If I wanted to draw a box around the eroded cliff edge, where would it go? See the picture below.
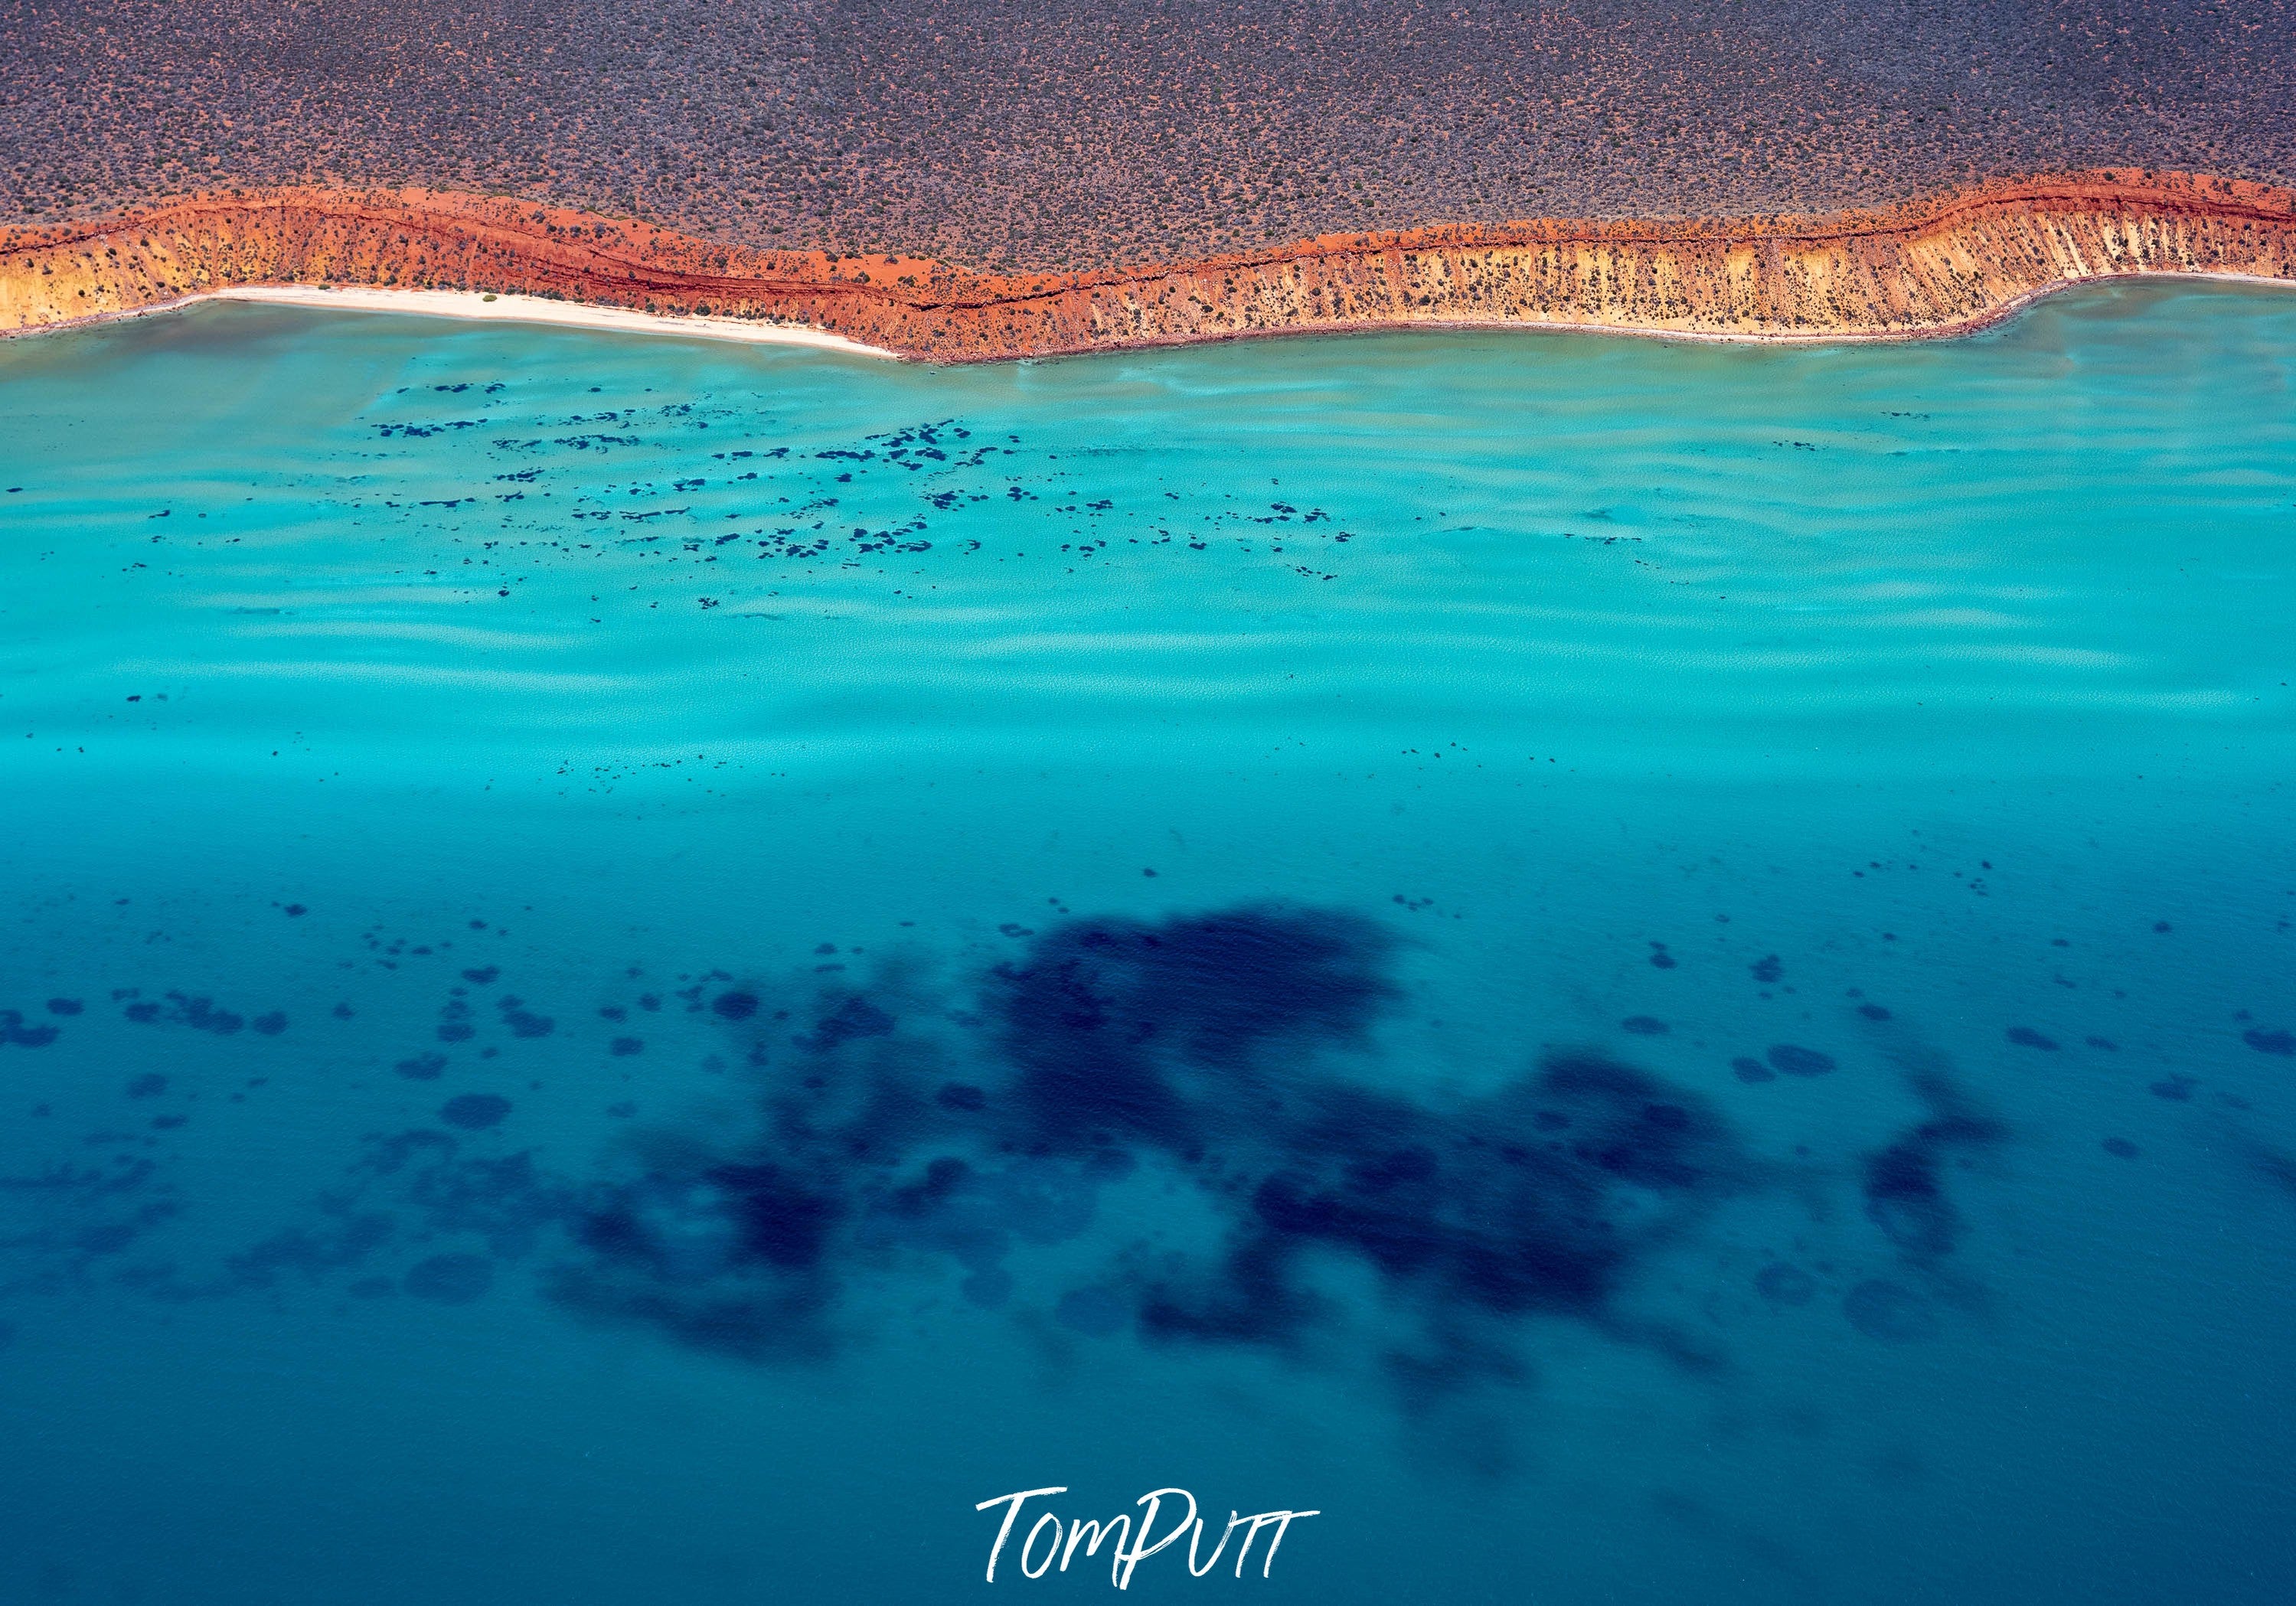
[4,171,2292,361]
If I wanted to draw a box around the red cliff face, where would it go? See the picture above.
[4,172,2292,361]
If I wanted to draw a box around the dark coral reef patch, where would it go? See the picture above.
[552,906,1757,1389]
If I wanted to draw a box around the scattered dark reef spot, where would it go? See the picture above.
[2102,1138,2140,1160]
[1766,1044,1834,1078]
[204,1126,566,1300]
[122,994,250,1035]
[502,1009,555,1040]
[404,1253,495,1304]
[2,1010,60,1048]
[1862,1072,2006,1264]
[1753,1263,1816,1305]
[2246,1144,2296,1203]
[1730,1057,1775,1085]
[2243,1028,2294,1056]
[2006,1027,2058,1052]
[795,994,893,1053]
[1842,1279,1940,1342]
[440,1094,513,1131]
[1621,1015,1669,1036]
[228,1214,395,1291]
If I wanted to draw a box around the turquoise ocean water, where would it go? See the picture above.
[1,282,2292,1604]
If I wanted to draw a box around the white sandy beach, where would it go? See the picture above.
[203,285,903,359]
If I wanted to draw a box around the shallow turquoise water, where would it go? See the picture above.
[2,282,2293,1604]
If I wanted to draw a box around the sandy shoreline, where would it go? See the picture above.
[982,268,2296,361]
[179,272,2296,362]
[0,282,900,360]
[6,269,2292,366]
[192,286,897,359]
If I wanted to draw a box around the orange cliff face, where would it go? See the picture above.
[2,173,2293,362]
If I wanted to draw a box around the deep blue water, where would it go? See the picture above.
[2,282,2292,1605]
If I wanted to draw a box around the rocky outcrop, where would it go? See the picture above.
[4,171,2292,361]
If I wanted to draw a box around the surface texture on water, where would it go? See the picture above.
[2,284,2293,1605]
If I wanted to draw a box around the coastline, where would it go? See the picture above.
[24,269,2295,370]
[984,269,2296,361]
[2,171,2292,363]
[211,286,903,358]
[7,284,904,360]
